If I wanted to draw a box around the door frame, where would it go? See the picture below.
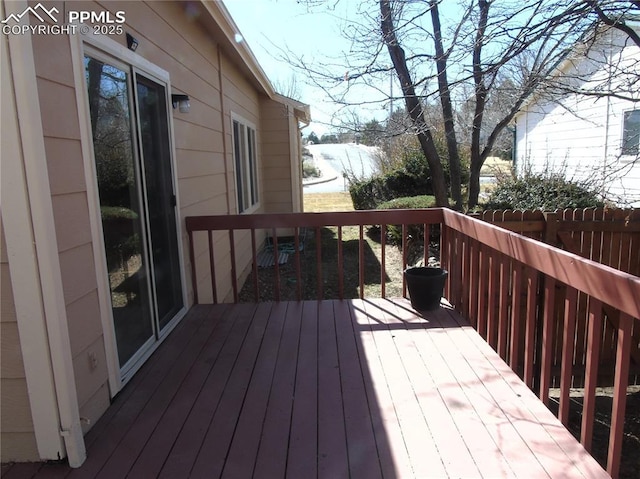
[71,30,188,394]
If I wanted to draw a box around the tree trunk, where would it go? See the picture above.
[468,155,482,210]
[380,0,449,207]
[469,0,490,209]
[430,0,463,210]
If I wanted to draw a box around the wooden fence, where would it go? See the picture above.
[471,207,639,275]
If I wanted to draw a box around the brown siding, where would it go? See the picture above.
[0,218,39,461]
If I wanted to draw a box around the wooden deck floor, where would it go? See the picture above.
[3,299,608,478]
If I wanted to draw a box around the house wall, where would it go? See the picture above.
[15,0,285,458]
[260,98,302,214]
[0,218,39,461]
[515,27,640,206]
[30,21,111,437]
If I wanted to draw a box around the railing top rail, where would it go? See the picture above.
[443,209,640,319]
[186,208,445,232]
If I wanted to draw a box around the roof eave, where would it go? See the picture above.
[198,0,276,98]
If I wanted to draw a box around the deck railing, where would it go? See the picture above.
[186,208,640,478]
[186,209,443,303]
[442,209,640,479]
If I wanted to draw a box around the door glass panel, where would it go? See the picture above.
[135,75,184,330]
[84,56,154,367]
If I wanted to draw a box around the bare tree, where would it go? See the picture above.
[285,0,638,209]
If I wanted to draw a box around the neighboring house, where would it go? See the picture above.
[1,0,309,467]
[513,23,640,206]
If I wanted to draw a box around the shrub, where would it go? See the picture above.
[483,172,604,211]
[349,167,434,210]
[376,195,437,246]
[348,134,470,210]
[377,195,437,210]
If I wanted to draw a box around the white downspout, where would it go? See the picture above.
[2,0,86,466]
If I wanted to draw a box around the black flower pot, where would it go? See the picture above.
[404,267,448,312]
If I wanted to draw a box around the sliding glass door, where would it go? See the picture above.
[84,52,183,377]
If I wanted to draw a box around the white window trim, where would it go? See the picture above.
[621,108,640,158]
[231,112,260,214]
[70,29,188,395]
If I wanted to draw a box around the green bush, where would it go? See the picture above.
[377,195,437,246]
[349,167,434,210]
[377,195,437,210]
[348,140,469,210]
[483,172,604,211]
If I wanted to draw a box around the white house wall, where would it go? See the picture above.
[515,27,640,206]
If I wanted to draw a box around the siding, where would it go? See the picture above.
[261,98,296,214]
[515,27,640,206]
[4,0,299,463]
[27,0,254,432]
[0,218,39,461]
[30,16,110,434]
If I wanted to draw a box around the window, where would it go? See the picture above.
[232,117,259,212]
[622,109,640,156]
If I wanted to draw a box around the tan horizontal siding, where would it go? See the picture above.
[51,193,93,253]
[0,216,37,462]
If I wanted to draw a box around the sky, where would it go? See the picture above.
[222,0,388,136]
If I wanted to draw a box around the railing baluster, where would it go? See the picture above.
[189,229,198,304]
[451,229,460,307]
[469,239,479,329]
[229,229,238,303]
[209,230,217,304]
[607,312,633,479]
[250,229,258,303]
[338,226,344,300]
[497,254,510,360]
[381,224,386,299]
[477,244,489,340]
[461,233,471,318]
[540,276,556,405]
[402,223,408,298]
[509,261,523,373]
[559,286,578,425]
[524,268,538,388]
[423,223,429,266]
[316,226,322,300]
[294,227,301,301]
[441,225,450,299]
[272,229,280,302]
[581,297,602,451]
[359,225,364,299]
[487,250,499,349]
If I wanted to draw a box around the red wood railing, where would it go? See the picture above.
[186,208,639,478]
[186,209,443,303]
[441,209,640,479]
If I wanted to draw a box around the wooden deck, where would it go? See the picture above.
[3,299,609,479]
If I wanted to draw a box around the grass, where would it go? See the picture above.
[238,191,432,301]
[304,191,354,212]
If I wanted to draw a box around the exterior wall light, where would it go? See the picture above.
[171,94,190,113]
[126,33,138,51]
